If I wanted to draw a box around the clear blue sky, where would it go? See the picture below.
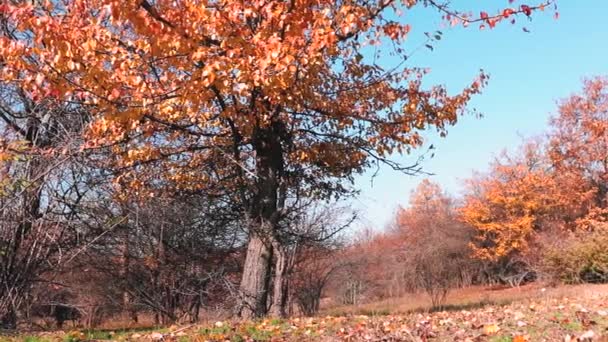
[352,2,608,230]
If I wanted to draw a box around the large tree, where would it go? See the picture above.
[0,0,553,318]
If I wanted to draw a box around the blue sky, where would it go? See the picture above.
[353,1,608,230]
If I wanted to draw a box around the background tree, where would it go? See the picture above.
[460,142,568,261]
[83,194,244,325]
[289,243,341,316]
[324,180,481,308]
[282,204,353,316]
[461,77,608,282]
[394,180,477,307]
[548,77,608,228]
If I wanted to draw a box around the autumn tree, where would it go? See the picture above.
[547,77,608,228]
[461,78,608,274]
[462,142,564,261]
[394,180,476,306]
[328,180,480,308]
[281,203,353,316]
[0,0,554,318]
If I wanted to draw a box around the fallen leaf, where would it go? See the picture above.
[483,324,500,335]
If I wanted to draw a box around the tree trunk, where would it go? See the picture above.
[238,231,272,319]
[238,121,286,319]
[269,238,288,318]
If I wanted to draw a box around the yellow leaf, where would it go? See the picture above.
[483,324,500,335]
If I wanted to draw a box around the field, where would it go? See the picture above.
[3,284,608,341]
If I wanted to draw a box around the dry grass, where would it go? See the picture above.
[323,283,608,316]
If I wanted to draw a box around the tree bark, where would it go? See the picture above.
[238,231,272,319]
[269,238,288,318]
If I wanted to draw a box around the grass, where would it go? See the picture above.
[21,338,49,342]
[563,321,583,332]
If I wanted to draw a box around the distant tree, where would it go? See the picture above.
[459,142,591,285]
[461,77,608,279]
[81,193,244,325]
[460,142,569,261]
[290,245,339,316]
[548,77,608,228]
[395,180,475,307]
[542,222,608,284]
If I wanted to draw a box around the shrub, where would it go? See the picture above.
[542,226,608,284]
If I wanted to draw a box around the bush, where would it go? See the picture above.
[542,226,608,284]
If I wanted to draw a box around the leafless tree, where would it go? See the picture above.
[0,83,90,328]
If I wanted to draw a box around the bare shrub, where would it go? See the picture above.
[0,86,89,328]
[83,195,244,325]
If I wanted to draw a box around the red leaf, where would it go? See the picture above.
[110,88,121,101]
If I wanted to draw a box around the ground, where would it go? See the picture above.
[3,284,608,341]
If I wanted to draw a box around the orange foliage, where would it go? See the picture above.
[460,144,567,260]
[0,0,553,196]
[548,77,608,228]
[462,78,608,261]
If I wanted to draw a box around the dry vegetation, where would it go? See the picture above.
[324,284,608,317]
[4,284,608,341]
